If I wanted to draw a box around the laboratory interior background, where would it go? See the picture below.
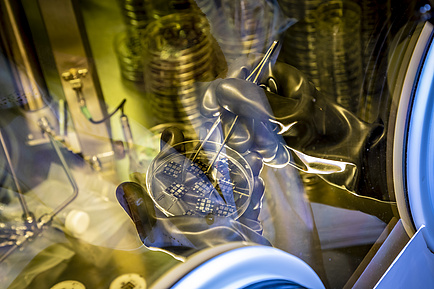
[1,0,434,288]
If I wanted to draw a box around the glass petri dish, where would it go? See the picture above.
[146,140,253,219]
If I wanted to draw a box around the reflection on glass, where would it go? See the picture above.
[0,0,420,288]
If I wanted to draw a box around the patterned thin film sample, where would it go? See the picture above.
[219,177,234,195]
[184,210,196,216]
[195,198,214,214]
[216,158,234,173]
[165,182,187,198]
[215,204,236,217]
[186,160,208,179]
[191,179,214,197]
[163,161,182,179]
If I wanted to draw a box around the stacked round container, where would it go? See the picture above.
[278,0,322,87]
[214,0,275,64]
[114,30,144,82]
[315,1,363,113]
[115,0,151,82]
[142,13,218,128]
[357,0,391,122]
[118,0,150,29]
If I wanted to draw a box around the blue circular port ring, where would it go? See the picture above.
[151,243,325,289]
[395,21,434,250]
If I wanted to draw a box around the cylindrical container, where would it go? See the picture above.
[115,0,152,83]
[114,30,144,82]
[278,0,323,87]
[213,0,276,64]
[142,13,220,129]
[315,0,363,113]
[117,0,151,30]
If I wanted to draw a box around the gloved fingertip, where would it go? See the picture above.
[116,182,132,216]
[115,182,157,240]
[160,126,185,151]
[228,65,250,79]
[200,79,223,118]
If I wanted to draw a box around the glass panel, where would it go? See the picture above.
[0,0,432,288]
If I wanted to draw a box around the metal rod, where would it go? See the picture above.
[205,115,238,174]
[44,133,79,221]
[3,0,46,110]
[0,128,33,222]
[36,117,78,222]
[246,40,279,84]
[190,115,222,163]
[0,243,18,263]
[0,120,79,263]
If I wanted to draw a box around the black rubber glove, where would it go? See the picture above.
[200,61,384,195]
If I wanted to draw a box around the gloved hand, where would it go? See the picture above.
[116,126,270,256]
[200,60,384,195]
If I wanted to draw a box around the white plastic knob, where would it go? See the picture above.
[65,210,90,235]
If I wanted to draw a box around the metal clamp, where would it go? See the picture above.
[61,68,88,91]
